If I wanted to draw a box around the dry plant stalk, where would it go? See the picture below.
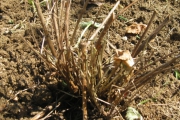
[80,42,88,120]
[34,0,57,58]
[24,0,180,119]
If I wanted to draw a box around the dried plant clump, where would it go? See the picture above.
[23,0,180,119]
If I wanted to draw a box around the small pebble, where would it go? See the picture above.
[122,36,128,41]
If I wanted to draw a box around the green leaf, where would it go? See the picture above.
[80,21,103,28]
[138,99,151,105]
[8,20,14,24]
[80,21,93,28]
[40,0,48,7]
[28,0,33,5]
[174,70,180,80]
[119,15,128,21]
[136,35,140,39]
[126,107,143,120]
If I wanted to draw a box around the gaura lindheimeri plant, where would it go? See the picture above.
[22,0,180,119]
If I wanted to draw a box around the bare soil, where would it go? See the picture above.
[0,0,180,119]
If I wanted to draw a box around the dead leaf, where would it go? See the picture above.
[126,23,147,34]
[114,50,134,68]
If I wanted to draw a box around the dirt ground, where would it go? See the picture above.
[0,0,180,119]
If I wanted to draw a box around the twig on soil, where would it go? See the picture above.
[39,102,61,120]
[30,95,66,120]
[7,85,36,102]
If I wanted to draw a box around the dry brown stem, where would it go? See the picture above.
[28,0,180,119]
[133,50,179,77]
[133,15,170,57]
[132,11,156,57]
[64,0,71,47]
[58,1,64,50]
[80,42,88,119]
[82,76,87,120]
[88,0,120,42]
[70,0,89,45]
[88,0,139,43]
[52,0,61,51]
[121,55,180,102]
[34,0,57,58]
[95,13,115,51]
